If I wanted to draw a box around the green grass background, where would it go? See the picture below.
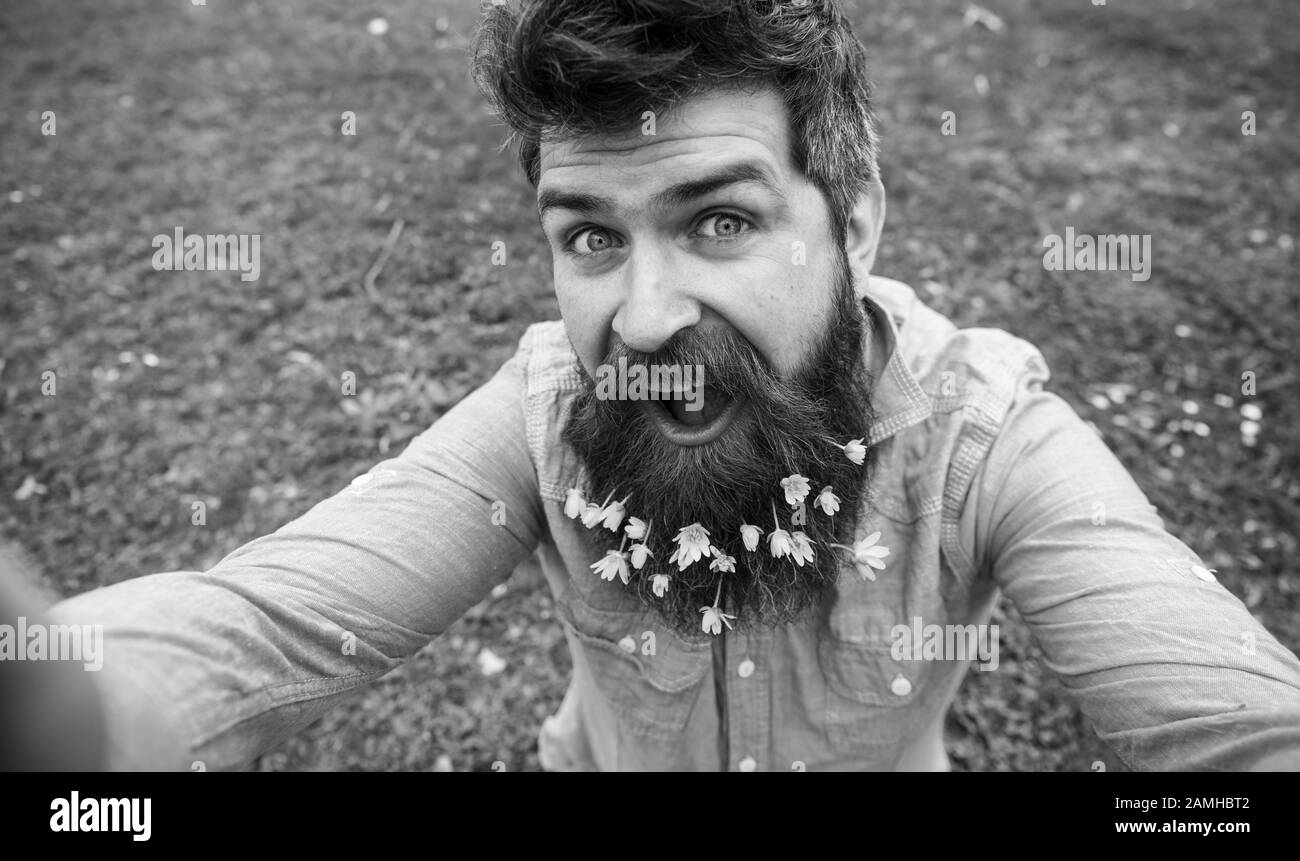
[1,0,1297,770]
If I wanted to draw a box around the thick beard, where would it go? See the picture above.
[560,262,877,639]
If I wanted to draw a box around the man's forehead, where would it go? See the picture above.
[537,86,796,191]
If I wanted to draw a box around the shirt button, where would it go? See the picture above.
[738,659,755,678]
[618,636,637,654]
[738,756,757,772]
[890,673,912,697]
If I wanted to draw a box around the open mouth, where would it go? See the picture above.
[640,383,745,446]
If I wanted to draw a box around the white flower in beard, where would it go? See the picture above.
[601,496,629,532]
[835,437,867,465]
[668,523,711,571]
[830,531,891,581]
[768,501,793,559]
[564,488,586,519]
[651,573,671,598]
[624,517,647,541]
[699,584,734,636]
[789,531,815,567]
[700,604,735,636]
[591,549,630,585]
[740,524,762,552]
[629,519,654,570]
[580,503,605,529]
[580,490,615,529]
[708,547,736,573]
[815,486,840,516]
[768,528,794,559]
[780,474,811,507]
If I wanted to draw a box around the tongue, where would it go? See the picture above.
[669,386,729,427]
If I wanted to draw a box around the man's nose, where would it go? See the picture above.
[611,245,702,354]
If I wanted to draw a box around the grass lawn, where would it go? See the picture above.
[1,0,1296,771]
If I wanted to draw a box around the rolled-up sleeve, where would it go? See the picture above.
[962,370,1300,770]
[49,348,543,771]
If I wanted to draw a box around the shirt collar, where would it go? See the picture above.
[857,276,933,445]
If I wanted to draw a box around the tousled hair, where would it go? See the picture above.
[472,0,880,241]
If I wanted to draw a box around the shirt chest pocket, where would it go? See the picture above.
[818,636,934,756]
[555,581,712,765]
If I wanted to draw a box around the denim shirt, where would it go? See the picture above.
[52,276,1300,771]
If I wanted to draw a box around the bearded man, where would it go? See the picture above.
[39,0,1300,771]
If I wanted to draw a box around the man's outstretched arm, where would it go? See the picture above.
[46,349,543,771]
[964,369,1300,771]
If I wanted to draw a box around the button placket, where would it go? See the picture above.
[727,628,770,773]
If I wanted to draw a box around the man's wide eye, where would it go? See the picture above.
[568,226,621,255]
[695,212,753,238]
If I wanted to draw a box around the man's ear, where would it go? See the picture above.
[844,175,886,278]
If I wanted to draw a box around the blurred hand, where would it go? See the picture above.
[0,544,107,771]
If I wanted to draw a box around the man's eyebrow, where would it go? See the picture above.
[537,189,612,220]
[537,161,785,220]
[650,161,785,211]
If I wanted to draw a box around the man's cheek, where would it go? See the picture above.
[557,307,605,372]
[710,287,818,376]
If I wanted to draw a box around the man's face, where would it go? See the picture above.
[540,86,879,637]
[538,86,845,392]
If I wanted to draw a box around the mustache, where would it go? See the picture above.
[586,326,778,404]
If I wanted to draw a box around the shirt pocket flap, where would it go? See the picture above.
[818,638,930,708]
[554,582,712,745]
